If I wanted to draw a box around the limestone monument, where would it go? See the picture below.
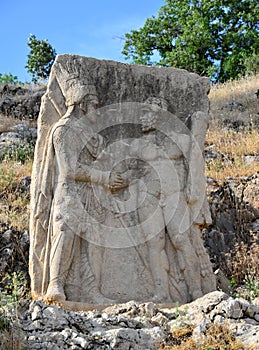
[29,54,216,305]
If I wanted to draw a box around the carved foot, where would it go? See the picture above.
[46,280,66,302]
[91,292,114,305]
[151,290,171,303]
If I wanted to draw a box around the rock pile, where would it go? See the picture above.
[1,291,259,349]
[0,84,45,120]
[0,124,37,160]
[204,172,259,274]
[167,291,259,348]
[0,223,30,294]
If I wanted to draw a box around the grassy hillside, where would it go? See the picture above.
[206,74,259,182]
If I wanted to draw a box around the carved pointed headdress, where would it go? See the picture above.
[53,59,97,107]
[64,82,97,107]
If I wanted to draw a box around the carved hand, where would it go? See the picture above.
[109,172,128,192]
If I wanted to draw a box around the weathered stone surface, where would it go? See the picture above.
[29,54,216,305]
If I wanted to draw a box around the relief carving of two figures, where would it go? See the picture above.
[30,74,216,304]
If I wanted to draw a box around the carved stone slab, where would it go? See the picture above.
[30,54,216,305]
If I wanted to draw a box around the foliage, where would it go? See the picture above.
[0,160,32,231]
[0,272,28,350]
[0,73,22,86]
[226,233,259,301]
[1,272,29,305]
[242,276,259,300]
[122,0,259,82]
[0,164,16,192]
[0,142,35,164]
[25,34,56,84]
[244,52,259,75]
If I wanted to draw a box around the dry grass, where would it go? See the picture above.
[0,160,32,231]
[205,126,259,182]
[0,115,21,134]
[0,114,37,134]
[0,161,32,192]
[159,322,251,350]
[0,329,25,350]
[201,323,246,350]
[0,306,25,350]
[227,232,259,283]
[209,74,258,101]
[209,74,259,123]
[206,74,259,182]
[159,325,196,349]
[206,127,258,157]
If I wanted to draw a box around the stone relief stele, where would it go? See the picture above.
[29,54,216,305]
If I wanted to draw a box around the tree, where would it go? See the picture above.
[25,34,57,83]
[122,0,259,82]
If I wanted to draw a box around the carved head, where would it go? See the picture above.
[79,93,99,114]
[144,97,169,111]
[64,82,98,108]
[63,81,100,122]
[140,97,169,132]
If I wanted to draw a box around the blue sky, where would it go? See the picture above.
[1,0,164,82]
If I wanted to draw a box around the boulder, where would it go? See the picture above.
[0,84,45,120]
[0,124,37,161]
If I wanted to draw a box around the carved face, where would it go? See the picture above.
[140,107,158,132]
[79,94,98,112]
[79,94,99,123]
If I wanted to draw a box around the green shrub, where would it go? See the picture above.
[0,73,22,86]
[1,272,28,305]
[0,272,28,350]
[0,142,35,164]
[244,52,259,76]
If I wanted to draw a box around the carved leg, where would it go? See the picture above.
[191,224,213,277]
[172,231,203,300]
[138,199,170,302]
[46,225,76,301]
[191,224,217,293]
[148,232,170,302]
[164,194,203,301]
